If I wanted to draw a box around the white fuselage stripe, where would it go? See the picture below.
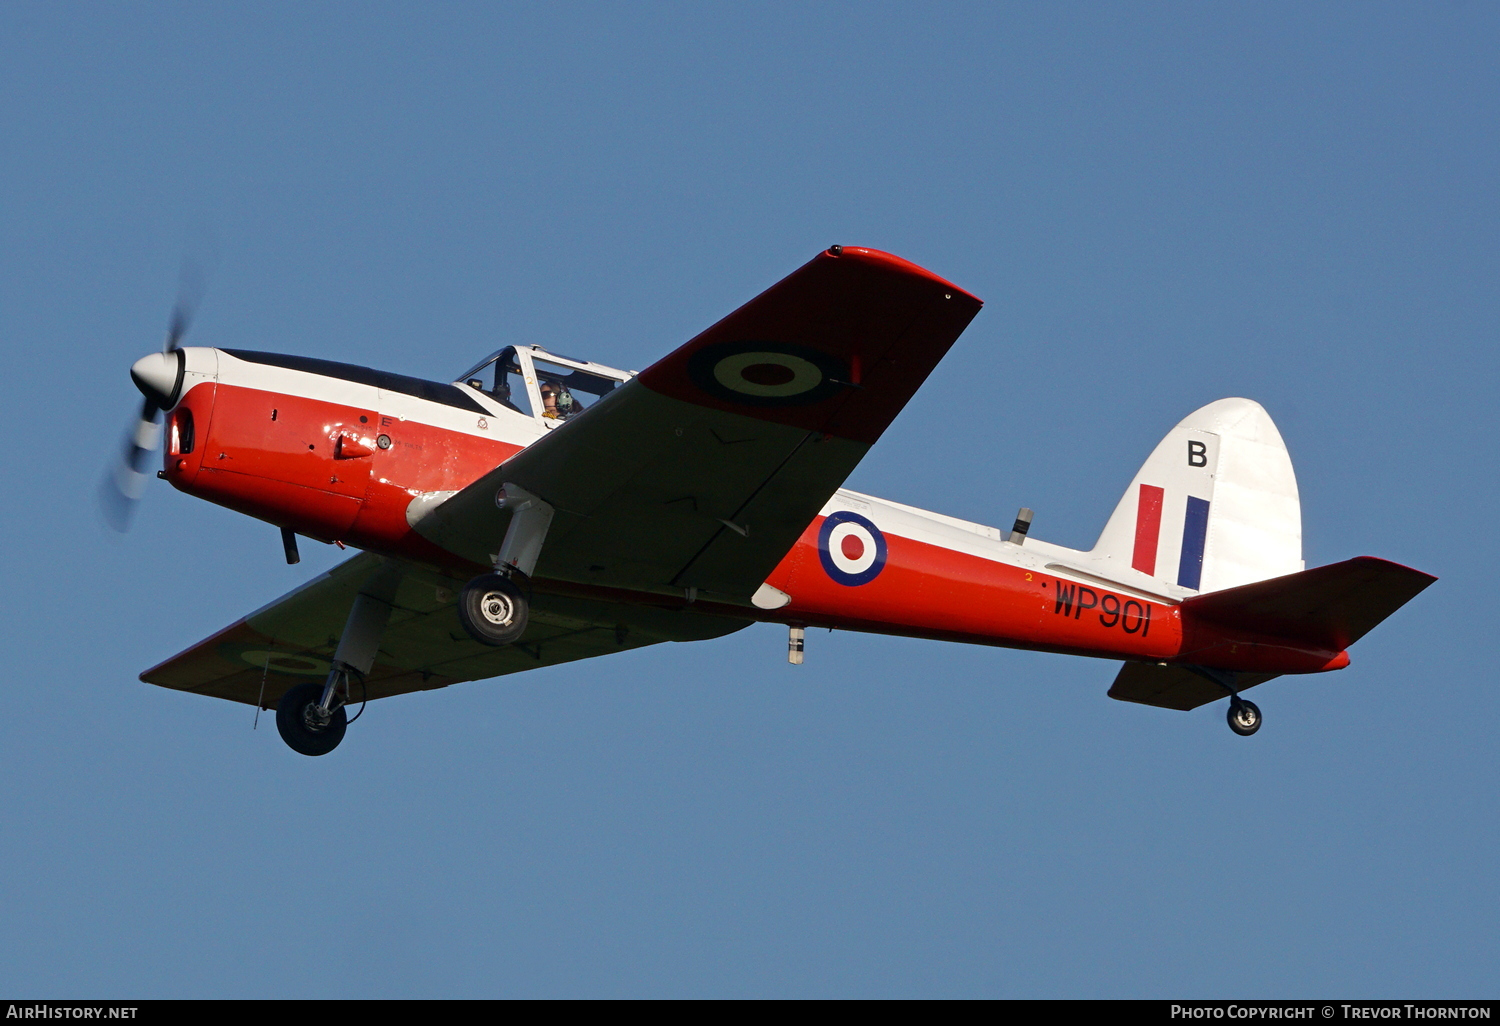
[209,349,546,449]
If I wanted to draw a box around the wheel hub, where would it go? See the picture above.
[302,702,332,733]
[480,591,515,626]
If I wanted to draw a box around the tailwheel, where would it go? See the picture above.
[458,572,529,646]
[1227,697,1262,737]
[275,680,348,756]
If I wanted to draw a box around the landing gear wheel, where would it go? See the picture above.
[275,681,347,756]
[458,572,529,646]
[1227,697,1262,737]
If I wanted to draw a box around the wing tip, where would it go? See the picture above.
[1347,555,1439,586]
[824,245,982,305]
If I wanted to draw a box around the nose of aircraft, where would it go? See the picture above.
[131,350,182,409]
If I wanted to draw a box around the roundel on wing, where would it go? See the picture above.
[225,645,333,677]
[818,511,888,587]
[687,341,848,407]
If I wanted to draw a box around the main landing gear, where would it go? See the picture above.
[457,482,553,648]
[274,569,398,757]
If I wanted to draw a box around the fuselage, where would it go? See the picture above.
[157,347,1348,676]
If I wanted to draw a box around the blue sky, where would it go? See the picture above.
[2,1,1495,997]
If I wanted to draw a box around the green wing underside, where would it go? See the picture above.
[414,384,870,603]
[141,553,750,708]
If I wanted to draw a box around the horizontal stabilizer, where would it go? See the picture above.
[1109,663,1279,711]
[1182,556,1436,652]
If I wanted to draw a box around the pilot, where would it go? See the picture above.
[539,380,576,420]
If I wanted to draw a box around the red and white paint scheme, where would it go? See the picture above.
[109,246,1435,755]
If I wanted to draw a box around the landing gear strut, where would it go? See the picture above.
[1227,696,1262,737]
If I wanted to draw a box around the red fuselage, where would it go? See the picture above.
[162,349,1348,678]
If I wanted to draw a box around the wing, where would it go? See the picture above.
[414,247,983,603]
[140,552,749,708]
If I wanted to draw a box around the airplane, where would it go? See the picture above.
[104,246,1436,756]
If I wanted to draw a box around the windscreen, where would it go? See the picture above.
[461,348,532,417]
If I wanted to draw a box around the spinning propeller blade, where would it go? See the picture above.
[164,258,206,353]
[100,261,209,532]
[100,397,163,532]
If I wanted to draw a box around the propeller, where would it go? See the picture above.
[99,264,208,532]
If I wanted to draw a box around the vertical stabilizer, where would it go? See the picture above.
[1090,398,1301,594]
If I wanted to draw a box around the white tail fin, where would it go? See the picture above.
[1090,398,1301,594]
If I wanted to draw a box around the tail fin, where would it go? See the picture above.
[1091,398,1301,594]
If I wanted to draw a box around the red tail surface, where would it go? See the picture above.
[1111,557,1435,711]
[1182,556,1437,653]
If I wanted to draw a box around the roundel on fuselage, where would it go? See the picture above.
[687,341,847,407]
[818,511,887,587]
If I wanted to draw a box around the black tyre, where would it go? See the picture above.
[458,572,529,646]
[1227,698,1262,737]
[275,681,348,756]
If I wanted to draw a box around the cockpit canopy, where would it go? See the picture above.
[456,345,632,424]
